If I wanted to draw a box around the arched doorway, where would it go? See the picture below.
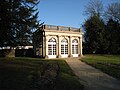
[61,38,68,58]
[72,39,78,57]
[48,38,56,58]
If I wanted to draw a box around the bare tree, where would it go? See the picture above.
[84,0,103,17]
[105,3,120,22]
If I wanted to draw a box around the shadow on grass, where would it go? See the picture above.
[0,57,84,90]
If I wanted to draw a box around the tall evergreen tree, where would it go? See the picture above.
[106,19,120,54]
[16,0,40,47]
[0,0,16,47]
[84,15,106,53]
[0,0,40,48]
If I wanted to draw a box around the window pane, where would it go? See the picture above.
[61,38,68,55]
[72,39,78,54]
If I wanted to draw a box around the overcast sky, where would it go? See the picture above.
[38,0,120,28]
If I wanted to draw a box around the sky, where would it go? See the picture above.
[38,0,120,28]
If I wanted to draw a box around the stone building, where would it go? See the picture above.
[33,25,82,58]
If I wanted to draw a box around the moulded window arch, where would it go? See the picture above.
[61,38,68,43]
[48,38,56,56]
[72,39,78,43]
[48,38,56,43]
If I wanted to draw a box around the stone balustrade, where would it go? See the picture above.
[43,25,81,32]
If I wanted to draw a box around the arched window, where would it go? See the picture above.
[61,38,68,55]
[72,39,78,55]
[48,38,56,56]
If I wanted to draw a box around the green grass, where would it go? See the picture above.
[0,57,83,90]
[81,54,120,79]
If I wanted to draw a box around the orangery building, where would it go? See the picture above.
[33,25,83,58]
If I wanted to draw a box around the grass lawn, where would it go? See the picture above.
[81,54,120,79]
[0,57,83,90]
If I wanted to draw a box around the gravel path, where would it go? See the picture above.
[66,57,120,90]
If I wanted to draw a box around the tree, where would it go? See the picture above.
[0,0,15,47]
[0,0,40,48]
[15,0,40,47]
[105,3,120,22]
[106,19,120,54]
[84,0,103,17]
[84,15,106,54]
[83,0,120,54]
[83,0,105,54]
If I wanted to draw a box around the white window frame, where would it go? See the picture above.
[72,39,78,57]
[48,38,56,58]
[61,38,68,58]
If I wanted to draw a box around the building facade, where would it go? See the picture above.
[33,25,82,58]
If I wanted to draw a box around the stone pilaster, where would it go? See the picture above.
[56,36,59,57]
[69,36,73,57]
[45,36,48,58]
[42,36,45,57]
[57,35,61,58]
[78,36,83,57]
